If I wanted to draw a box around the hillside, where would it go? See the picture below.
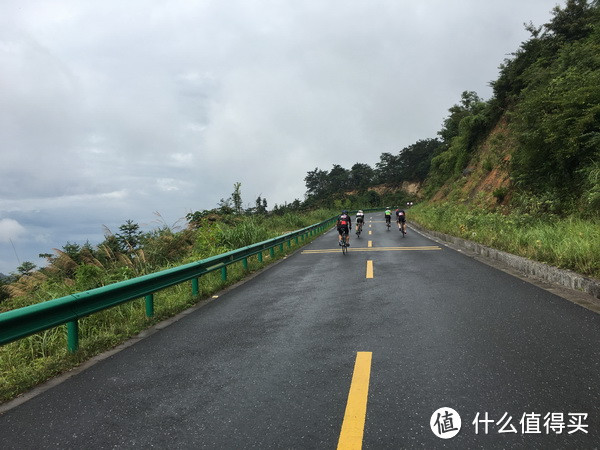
[301,1,599,219]
[424,0,600,214]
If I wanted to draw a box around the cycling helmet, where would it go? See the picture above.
[358,210,363,213]
[342,210,348,214]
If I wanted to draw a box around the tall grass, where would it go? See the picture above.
[410,203,600,279]
[0,210,336,403]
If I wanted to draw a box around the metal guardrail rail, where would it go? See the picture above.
[0,209,382,352]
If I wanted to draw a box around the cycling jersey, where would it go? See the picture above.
[337,214,351,228]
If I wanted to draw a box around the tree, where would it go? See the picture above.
[17,261,36,276]
[328,164,350,194]
[349,163,375,190]
[255,195,268,214]
[62,242,83,264]
[217,198,234,215]
[231,182,243,214]
[375,153,402,184]
[438,91,485,144]
[397,139,442,182]
[545,0,596,42]
[116,220,143,251]
[304,168,329,198]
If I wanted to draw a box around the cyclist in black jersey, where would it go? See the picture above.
[395,208,406,234]
[336,210,352,246]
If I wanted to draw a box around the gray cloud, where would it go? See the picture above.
[0,0,560,273]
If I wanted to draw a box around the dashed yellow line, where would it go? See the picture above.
[367,241,372,248]
[366,260,373,279]
[368,230,372,235]
[337,352,372,450]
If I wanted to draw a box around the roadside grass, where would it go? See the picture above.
[409,203,600,279]
[0,211,336,404]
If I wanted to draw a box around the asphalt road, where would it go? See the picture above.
[1,214,600,449]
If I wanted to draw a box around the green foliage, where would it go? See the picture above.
[365,190,381,206]
[349,163,375,190]
[231,182,243,214]
[116,220,143,251]
[254,196,268,214]
[16,262,36,276]
[426,91,496,195]
[75,265,105,291]
[397,139,442,182]
[410,202,600,278]
[215,219,271,249]
[510,39,600,212]
[0,278,11,303]
[141,228,196,267]
[492,187,509,203]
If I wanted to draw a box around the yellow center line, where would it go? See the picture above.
[368,224,371,228]
[367,241,372,248]
[366,260,373,278]
[337,352,373,450]
[368,230,372,235]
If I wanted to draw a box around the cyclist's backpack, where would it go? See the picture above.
[339,214,349,226]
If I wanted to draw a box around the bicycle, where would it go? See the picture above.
[386,218,391,231]
[398,221,406,237]
[340,229,349,255]
[356,222,363,238]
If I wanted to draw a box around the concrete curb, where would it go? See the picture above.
[409,221,600,301]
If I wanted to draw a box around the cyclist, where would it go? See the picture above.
[356,210,364,234]
[395,207,407,234]
[336,210,352,246]
[384,207,392,228]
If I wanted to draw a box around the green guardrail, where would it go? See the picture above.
[0,211,381,353]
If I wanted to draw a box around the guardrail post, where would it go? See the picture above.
[295,236,299,245]
[221,266,227,281]
[145,294,155,317]
[243,257,248,270]
[269,247,275,258]
[191,278,199,296]
[287,240,291,248]
[258,251,263,262]
[67,320,79,353]
[279,243,284,252]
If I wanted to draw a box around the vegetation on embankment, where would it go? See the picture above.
[409,203,600,279]
[0,207,336,403]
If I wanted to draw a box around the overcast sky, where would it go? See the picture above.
[0,0,560,274]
